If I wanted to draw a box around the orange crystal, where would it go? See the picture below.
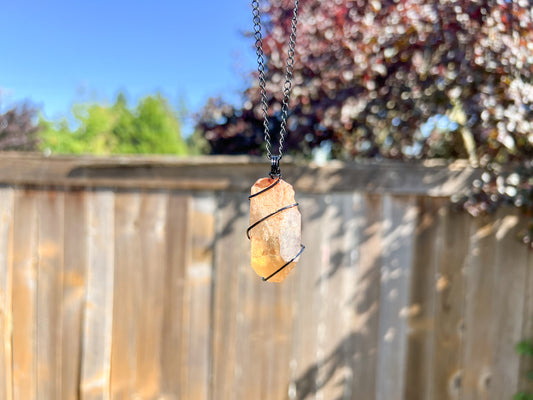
[249,177,302,282]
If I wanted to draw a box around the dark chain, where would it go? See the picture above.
[252,0,299,161]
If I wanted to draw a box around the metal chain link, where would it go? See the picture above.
[252,0,299,161]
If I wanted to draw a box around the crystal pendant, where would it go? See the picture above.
[248,177,303,282]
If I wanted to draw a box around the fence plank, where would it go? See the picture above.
[461,215,497,400]
[211,193,248,400]
[432,206,470,400]
[182,194,215,400]
[253,273,287,399]
[489,210,528,399]
[36,190,65,400]
[289,194,327,400]
[268,279,296,400]
[247,274,270,400]
[519,249,533,395]
[307,194,331,400]
[350,194,383,398]
[233,241,263,399]
[160,194,190,399]
[257,256,296,400]
[4,159,533,400]
[134,192,168,397]
[80,190,115,400]
[62,190,88,400]
[316,193,360,400]
[0,188,14,400]
[404,197,440,400]
[109,192,142,399]
[376,195,417,400]
[257,185,304,400]
[267,192,307,400]
[12,189,38,400]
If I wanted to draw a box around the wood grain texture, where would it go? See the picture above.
[257,227,296,399]
[12,189,39,400]
[134,192,168,398]
[210,193,248,400]
[160,194,190,400]
[404,197,440,400]
[350,194,383,399]
[182,194,215,400]
[432,205,470,400]
[62,190,88,400]
[488,210,528,400]
[36,189,65,400]
[267,272,296,400]
[109,191,142,399]
[80,190,115,400]
[289,194,326,400]
[519,250,533,395]
[461,215,496,400]
[229,194,259,400]
[319,193,359,400]
[0,153,479,196]
[1,158,533,400]
[375,195,417,400]
[0,188,14,400]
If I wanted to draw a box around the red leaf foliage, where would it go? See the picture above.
[0,103,39,151]
[196,0,533,163]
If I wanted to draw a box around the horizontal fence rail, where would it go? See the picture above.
[0,153,530,400]
[0,153,480,195]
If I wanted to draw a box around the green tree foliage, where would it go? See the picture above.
[40,93,188,155]
[515,341,533,399]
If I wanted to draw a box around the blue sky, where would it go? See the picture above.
[0,0,256,134]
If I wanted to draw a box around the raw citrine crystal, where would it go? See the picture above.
[249,177,302,282]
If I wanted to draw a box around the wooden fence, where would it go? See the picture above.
[0,153,531,400]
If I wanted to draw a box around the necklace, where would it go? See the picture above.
[247,0,305,283]
[252,0,299,165]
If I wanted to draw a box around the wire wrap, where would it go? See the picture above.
[247,171,305,282]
